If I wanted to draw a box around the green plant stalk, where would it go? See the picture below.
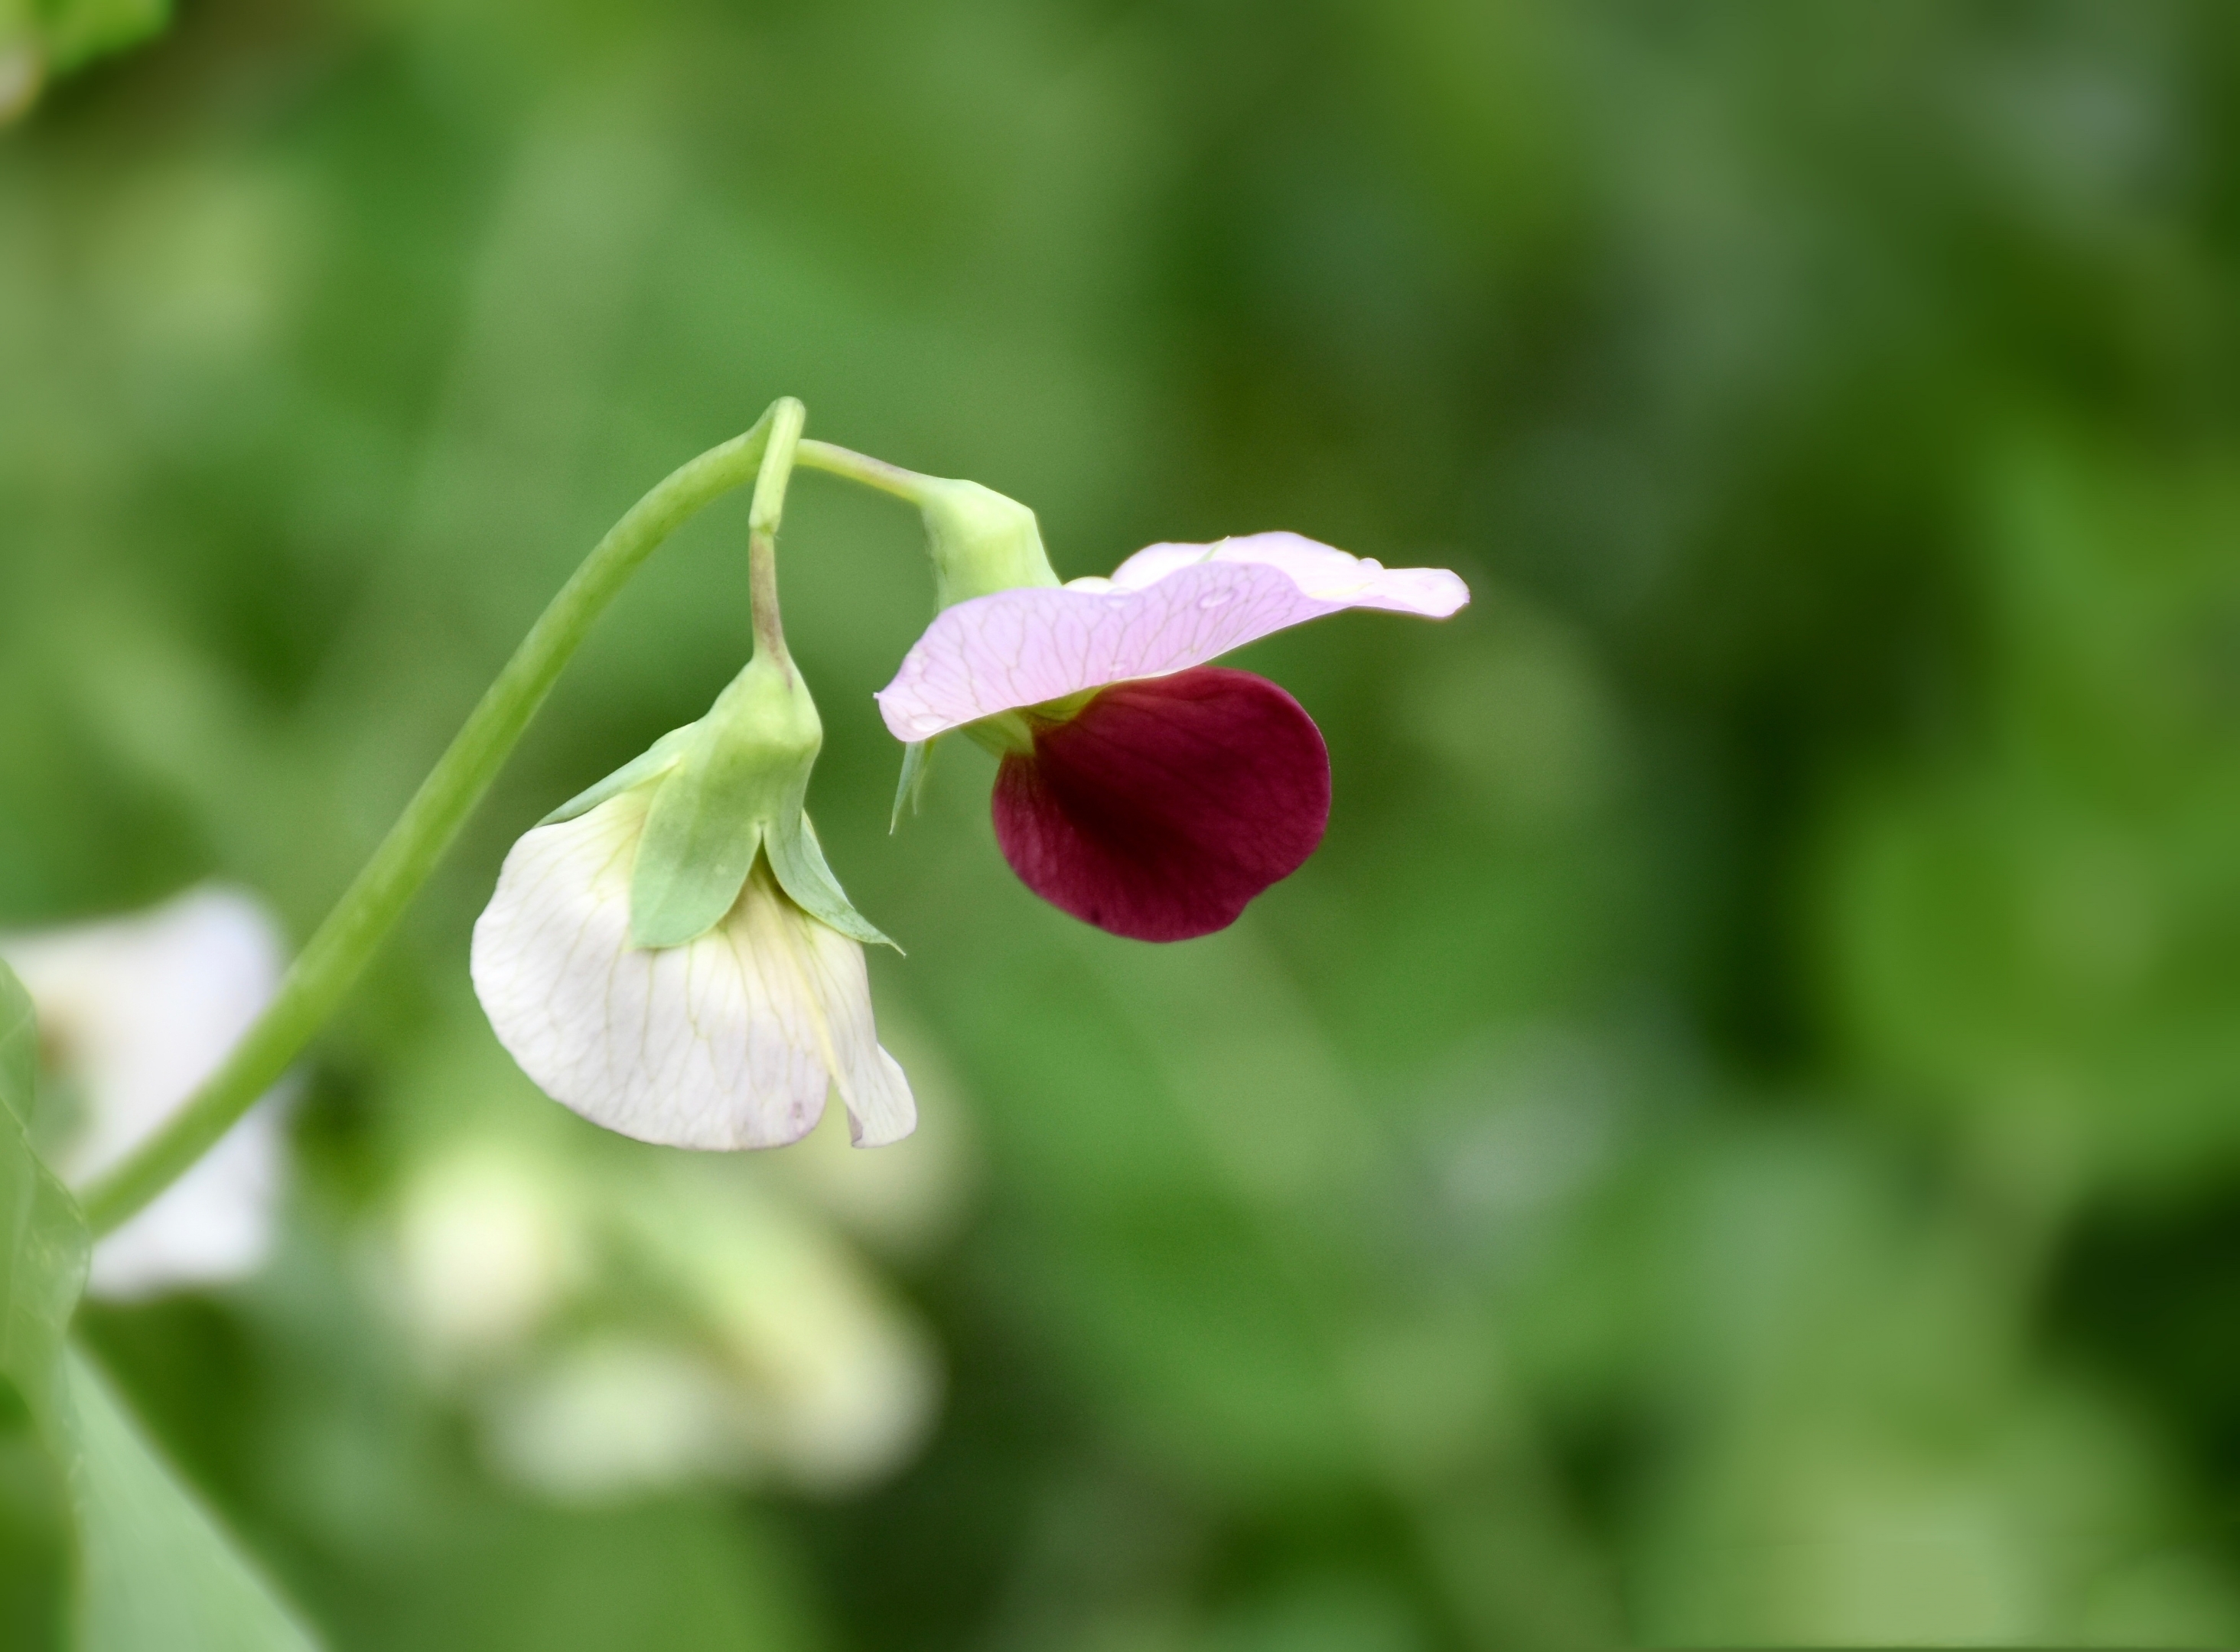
[793,437,926,502]
[748,399,806,666]
[81,410,784,1236]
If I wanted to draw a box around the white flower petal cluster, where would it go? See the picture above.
[470,789,913,1152]
[1,886,289,1299]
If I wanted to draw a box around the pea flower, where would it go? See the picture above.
[0,886,290,1299]
[877,524,1469,941]
[471,652,914,1150]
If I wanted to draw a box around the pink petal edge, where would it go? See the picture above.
[874,533,1469,741]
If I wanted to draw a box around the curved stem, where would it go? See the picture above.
[797,435,1058,610]
[794,438,933,503]
[81,411,784,1236]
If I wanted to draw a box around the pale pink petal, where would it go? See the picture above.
[877,534,1468,740]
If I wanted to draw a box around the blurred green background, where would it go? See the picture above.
[8,0,2240,1644]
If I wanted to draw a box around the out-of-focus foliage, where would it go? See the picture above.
[5,0,2240,1645]
[0,0,169,122]
[0,960,314,1650]
[0,959,80,1449]
[62,1350,317,1652]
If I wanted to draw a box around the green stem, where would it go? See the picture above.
[793,438,930,502]
[747,398,806,668]
[81,409,786,1236]
[796,436,1059,610]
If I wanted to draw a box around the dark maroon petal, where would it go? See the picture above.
[991,667,1330,941]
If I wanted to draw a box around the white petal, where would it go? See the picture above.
[471,792,915,1150]
[754,1019,972,1257]
[723,863,915,1146]
[762,909,916,1148]
[875,532,1470,740]
[2,886,289,1299]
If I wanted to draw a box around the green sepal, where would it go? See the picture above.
[767,811,899,951]
[627,728,772,949]
[628,655,821,949]
[917,478,1061,609]
[538,724,697,827]
[890,739,937,834]
[614,651,902,953]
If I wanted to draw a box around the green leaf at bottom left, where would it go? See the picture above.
[0,958,82,1430]
[0,959,319,1651]
[57,1350,317,1652]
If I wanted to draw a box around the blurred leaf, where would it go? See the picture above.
[37,0,167,70]
[0,962,315,1650]
[58,1348,317,1652]
[0,960,82,1433]
[385,1499,825,1652]
[0,0,170,120]
[0,960,32,1101]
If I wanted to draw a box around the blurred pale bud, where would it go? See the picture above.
[617,1165,941,1494]
[0,41,40,122]
[386,1144,941,1498]
[393,1146,578,1367]
[483,1338,750,1503]
[0,886,290,1299]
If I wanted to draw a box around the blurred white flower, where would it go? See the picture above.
[483,1337,751,1501]
[393,1145,578,1364]
[616,1160,940,1494]
[0,46,38,124]
[389,1137,941,1501]
[0,885,290,1299]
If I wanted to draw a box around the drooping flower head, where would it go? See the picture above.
[476,405,913,1153]
[870,479,1469,940]
[473,653,913,1151]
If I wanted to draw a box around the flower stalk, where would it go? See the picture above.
[749,399,806,666]
[80,409,790,1236]
[796,440,1060,608]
